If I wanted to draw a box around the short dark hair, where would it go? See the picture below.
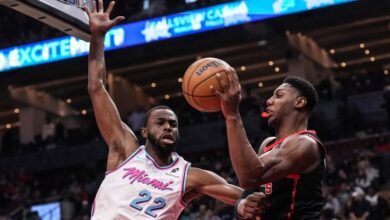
[283,75,318,112]
[143,105,176,127]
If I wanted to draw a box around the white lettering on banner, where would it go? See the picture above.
[142,2,250,41]
[0,53,6,70]
[205,19,224,27]
[142,17,171,42]
[31,45,43,62]
[104,28,125,47]
[304,0,334,9]
[70,37,89,56]
[0,28,125,72]
[206,8,222,20]
[167,13,205,29]
[19,47,31,64]
[60,39,71,57]
[273,0,295,13]
[42,46,50,61]
[112,28,125,46]
[9,49,20,67]
[47,41,60,59]
[191,13,204,30]
[222,2,250,26]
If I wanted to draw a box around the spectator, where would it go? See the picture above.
[61,196,76,220]
[323,191,341,219]
[42,117,55,141]
[366,187,389,220]
[346,187,371,220]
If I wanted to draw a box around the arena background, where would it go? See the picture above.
[0,0,390,219]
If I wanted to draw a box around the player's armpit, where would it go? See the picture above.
[243,135,322,187]
[185,167,243,205]
[105,122,140,171]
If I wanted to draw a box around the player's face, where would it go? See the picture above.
[266,83,300,127]
[145,109,179,154]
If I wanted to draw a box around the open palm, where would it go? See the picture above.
[84,0,125,36]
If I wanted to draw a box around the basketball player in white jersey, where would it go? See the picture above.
[83,1,263,219]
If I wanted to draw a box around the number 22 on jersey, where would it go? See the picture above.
[130,189,166,218]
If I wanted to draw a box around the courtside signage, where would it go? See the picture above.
[0,0,354,72]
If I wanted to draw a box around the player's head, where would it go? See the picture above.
[266,75,318,126]
[141,106,180,154]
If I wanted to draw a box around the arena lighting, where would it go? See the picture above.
[0,0,355,72]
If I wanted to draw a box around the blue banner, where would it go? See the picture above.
[0,0,354,72]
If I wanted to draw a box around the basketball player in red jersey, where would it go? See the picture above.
[84,1,271,219]
[213,68,325,219]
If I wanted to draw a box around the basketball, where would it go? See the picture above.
[182,57,231,112]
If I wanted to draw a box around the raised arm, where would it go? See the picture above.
[184,167,243,205]
[85,1,138,170]
[214,69,322,188]
[212,68,262,187]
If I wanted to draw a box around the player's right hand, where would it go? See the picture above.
[212,67,242,120]
[84,0,125,37]
[237,192,270,219]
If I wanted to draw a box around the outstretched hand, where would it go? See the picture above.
[211,67,242,119]
[84,0,125,37]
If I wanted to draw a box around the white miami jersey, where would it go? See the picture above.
[91,145,191,220]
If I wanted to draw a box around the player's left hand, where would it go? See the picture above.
[211,67,242,119]
[237,192,270,219]
[84,0,125,37]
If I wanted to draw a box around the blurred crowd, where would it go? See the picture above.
[323,146,389,220]
[1,132,390,219]
[2,69,390,156]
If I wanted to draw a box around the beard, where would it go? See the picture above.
[147,132,179,155]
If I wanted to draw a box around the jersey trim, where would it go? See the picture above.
[180,162,191,207]
[287,176,300,220]
[300,133,326,159]
[286,174,301,179]
[105,146,144,175]
[91,200,96,217]
[263,130,316,152]
[145,150,180,170]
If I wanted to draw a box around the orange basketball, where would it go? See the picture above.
[182,57,231,112]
